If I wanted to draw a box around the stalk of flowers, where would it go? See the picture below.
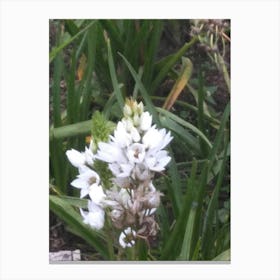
[66,98,173,249]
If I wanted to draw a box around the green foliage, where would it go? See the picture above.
[49,19,230,261]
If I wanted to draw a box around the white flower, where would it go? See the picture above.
[122,119,140,142]
[157,129,173,151]
[127,143,146,163]
[142,126,173,151]
[118,188,133,208]
[66,149,86,168]
[96,142,127,163]
[113,177,131,188]
[70,168,100,198]
[109,162,134,178]
[119,227,136,248]
[84,147,94,165]
[145,150,171,172]
[130,126,141,142]
[80,201,105,230]
[66,147,95,170]
[132,163,151,181]
[111,209,123,220]
[111,121,132,148]
[142,126,162,150]
[89,184,106,205]
[140,111,152,131]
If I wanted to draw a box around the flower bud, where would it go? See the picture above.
[137,101,144,115]
[123,104,132,117]
[133,113,140,126]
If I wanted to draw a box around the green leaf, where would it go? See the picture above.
[159,116,201,155]
[166,148,183,218]
[157,107,212,149]
[212,249,230,261]
[107,38,125,109]
[201,134,229,259]
[118,52,160,126]
[49,20,97,63]
[151,36,198,93]
[208,102,230,168]
[163,57,193,110]
[57,195,88,208]
[50,120,92,140]
[160,160,200,260]
[178,202,197,260]
[49,195,109,259]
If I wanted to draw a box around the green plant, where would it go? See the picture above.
[49,19,230,261]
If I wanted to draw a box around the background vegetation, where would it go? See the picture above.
[49,19,230,261]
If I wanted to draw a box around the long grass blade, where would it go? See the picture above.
[50,120,91,140]
[50,20,97,63]
[163,57,193,110]
[157,107,212,149]
[151,36,198,94]
[107,38,124,109]
[201,134,229,259]
[118,52,160,126]
[177,202,197,260]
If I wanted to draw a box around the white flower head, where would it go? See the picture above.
[80,201,105,230]
[119,227,136,248]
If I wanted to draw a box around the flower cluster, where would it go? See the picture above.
[66,99,173,248]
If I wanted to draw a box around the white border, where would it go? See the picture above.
[0,0,279,279]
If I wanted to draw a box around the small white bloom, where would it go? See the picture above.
[96,142,126,163]
[142,126,162,150]
[66,149,86,168]
[84,147,94,165]
[142,126,173,152]
[113,177,131,188]
[119,227,136,248]
[111,209,123,220]
[145,150,171,172]
[140,111,152,131]
[80,201,105,230]
[127,143,146,163]
[118,188,133,208]
[130,126,141,142]
[70,169,100,198]
[157,129,173,151]
[112,121,132,148]
[109,162,134,178]
[132,163,151,181]
[89,184,106,205]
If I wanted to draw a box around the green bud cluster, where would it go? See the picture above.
[91,111,115,153]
